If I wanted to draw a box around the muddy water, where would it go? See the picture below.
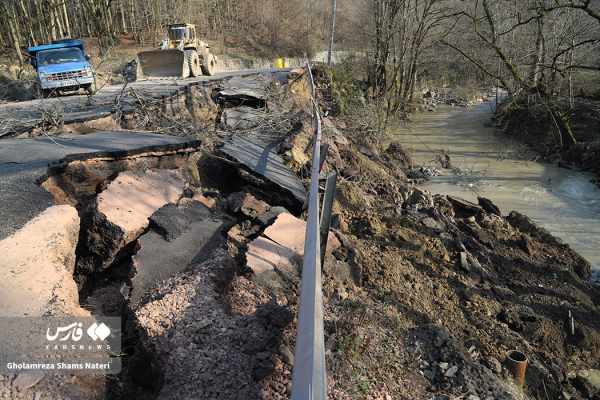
[394,101,600,279]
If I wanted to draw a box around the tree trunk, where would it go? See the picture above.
[18,0,37,46]
[529,17,544,86]
[119,0,127,34]
[35,0,49,43]
[50,2,57,40]
[537,83,576,146]
[62,0,72,37]
[52,0,65,38]
[1,1,24,67]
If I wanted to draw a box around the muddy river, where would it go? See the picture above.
[395,100,600,279]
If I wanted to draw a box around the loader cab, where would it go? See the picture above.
[168,25,196,43]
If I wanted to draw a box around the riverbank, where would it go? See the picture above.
[493,95,600,189]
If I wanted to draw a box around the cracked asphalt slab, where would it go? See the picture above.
[0,131,201,240]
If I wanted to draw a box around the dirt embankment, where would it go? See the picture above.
[493,96,600,188]
[2,68,600,400]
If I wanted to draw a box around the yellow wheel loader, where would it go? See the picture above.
[137,24,217,79]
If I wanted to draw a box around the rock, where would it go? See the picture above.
[484,356,502,374]
[228,192,270,218]
[408,188,434,208]
[491,286,506,300]
[246,236,300,290]
[79,168,188,274]
[251,364,276,381]
[255,206,291,227]
[479,214,503,231]
[444,366,458,377]
[149,200,212,241]
[322,138,344,170]
[423,217,444,232]
[460,252,470,272]
[12,374,44,391]
[518,234,536,257]
[433,325,451,347]
[191,191,216,208]
[279,346,294,365]
[255,303,294,328]
[330,213,342,229]
[325,335,338,350]
[463,289,476,301]
[420,166,444,177]
[324,257,362,288]
[359,146,376,158]
[341,165,360,179]
[424,370,436,380]
[0,205,86,316]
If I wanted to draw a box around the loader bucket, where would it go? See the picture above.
[136,49,190,79]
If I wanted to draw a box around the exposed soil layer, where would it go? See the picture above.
[1,68,600,400]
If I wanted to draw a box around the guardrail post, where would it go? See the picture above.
[318,143,329,173]
[320,172,337,269]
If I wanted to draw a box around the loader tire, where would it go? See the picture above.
[201,53,216,76]
[186,50,201,77]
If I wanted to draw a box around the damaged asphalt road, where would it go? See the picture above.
[0,131,202,240]
[1,66,600,400]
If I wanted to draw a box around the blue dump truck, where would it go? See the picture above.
[28,38,95,98]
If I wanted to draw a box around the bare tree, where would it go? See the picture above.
[437,0,600,146]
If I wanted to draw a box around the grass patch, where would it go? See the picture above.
[328,297,418,399]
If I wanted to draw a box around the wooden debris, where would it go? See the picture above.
[448,195,483,213]
[478,197,502,217]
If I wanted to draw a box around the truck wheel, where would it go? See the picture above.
[201,53,216,76]
[41,88,52,98]
[186,50,201,77]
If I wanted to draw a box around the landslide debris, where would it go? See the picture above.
[3,67,600,400]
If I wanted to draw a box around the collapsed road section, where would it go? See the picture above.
[0,67,324,399]
[2,64,600,400]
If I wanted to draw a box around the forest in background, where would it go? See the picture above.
[0,0,599,146]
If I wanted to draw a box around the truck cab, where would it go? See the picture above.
[28,39,95,98]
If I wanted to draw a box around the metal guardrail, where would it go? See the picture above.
[290,62,327,400]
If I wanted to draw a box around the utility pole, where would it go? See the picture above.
[327,0,336,66]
